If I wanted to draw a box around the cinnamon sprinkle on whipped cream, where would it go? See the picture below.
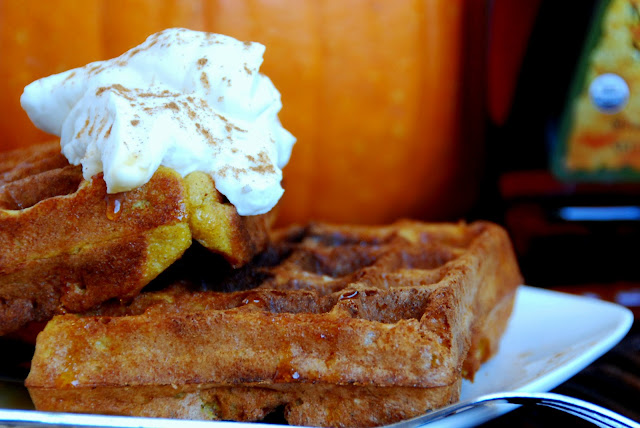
[21,28,295,216]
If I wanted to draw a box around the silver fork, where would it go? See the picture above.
[385,392,640,428]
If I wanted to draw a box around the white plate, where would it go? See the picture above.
[0,285,633,428]
[448,285,634,427]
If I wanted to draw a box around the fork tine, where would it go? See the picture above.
[384,392,640,428]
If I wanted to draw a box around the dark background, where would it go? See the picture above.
[478,1,640,425]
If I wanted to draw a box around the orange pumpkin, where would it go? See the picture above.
[0,0,484,225]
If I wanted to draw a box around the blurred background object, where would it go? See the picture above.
[488,0,640,290]
[0,0,488,226]
[486,0,541,126]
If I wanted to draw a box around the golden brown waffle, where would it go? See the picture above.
[26,220,522,427]
[0,143,276,336]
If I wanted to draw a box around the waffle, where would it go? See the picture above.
[0,142,276,336]
[26,220,523,427]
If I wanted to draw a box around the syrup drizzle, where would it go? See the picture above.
[105,193,124,220]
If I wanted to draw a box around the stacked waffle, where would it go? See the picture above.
[0,142,275,336]
[1,143,522,427]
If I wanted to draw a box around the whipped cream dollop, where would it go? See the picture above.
[20,28,295,215]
